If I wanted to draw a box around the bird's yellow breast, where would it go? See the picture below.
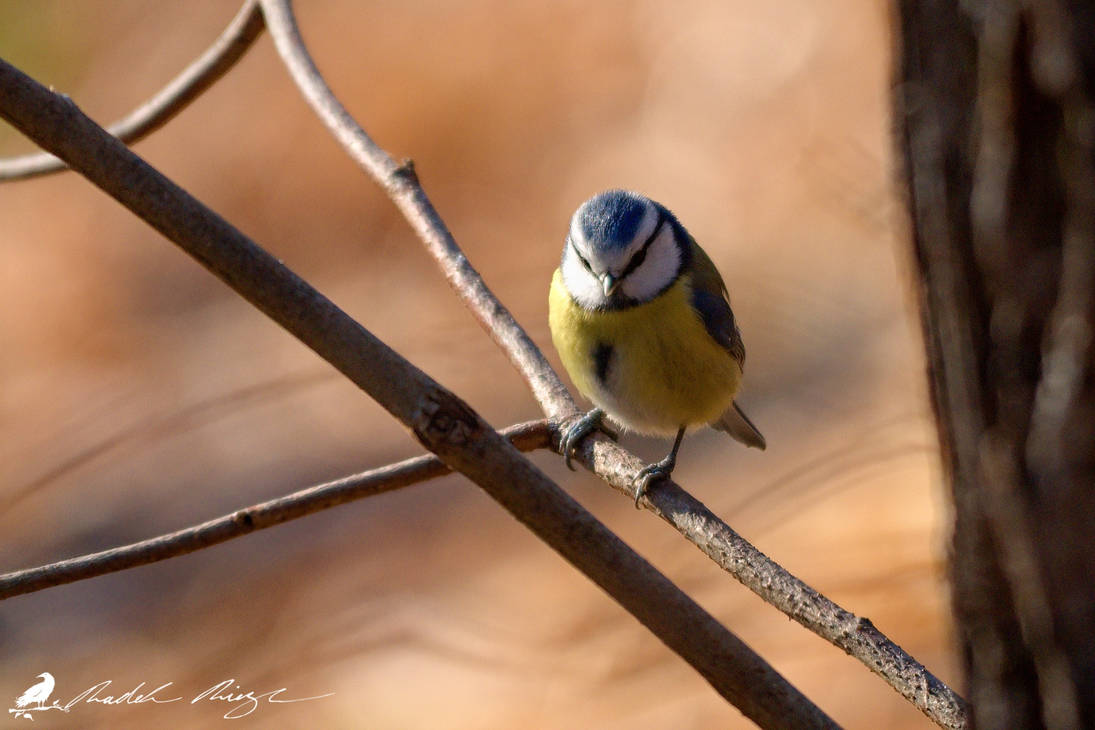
[548,269,741,435]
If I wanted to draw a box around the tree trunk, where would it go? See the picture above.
[895,1,1095,727]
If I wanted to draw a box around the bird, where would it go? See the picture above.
[14,672,55,712]
[548,190,765,505]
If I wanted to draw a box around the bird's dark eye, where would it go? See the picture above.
[620,212,665,280]
[570,239,594,273]
[626,246,648,273]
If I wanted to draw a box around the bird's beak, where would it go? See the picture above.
[600,273,619,296]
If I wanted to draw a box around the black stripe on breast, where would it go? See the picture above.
[593,342,613,385]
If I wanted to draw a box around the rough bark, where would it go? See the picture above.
[896,1,1095,726]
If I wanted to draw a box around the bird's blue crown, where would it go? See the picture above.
[576,190,652,251]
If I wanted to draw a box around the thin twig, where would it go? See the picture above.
[0,58,839,729]
[0,0,264,181]
[0,420,549,601]
[257,1,969,727]
[255,0,572,419]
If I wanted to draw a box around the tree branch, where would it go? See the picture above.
[255,0,573,419]
[0,57,838,729]
[0,420,549,600]
[258,0,969,727]
[0,0,264,181]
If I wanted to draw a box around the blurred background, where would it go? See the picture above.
[0,1,959,727]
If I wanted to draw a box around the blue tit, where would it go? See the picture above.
[548,190,765,504]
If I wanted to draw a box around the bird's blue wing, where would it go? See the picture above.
[685,234,746,368]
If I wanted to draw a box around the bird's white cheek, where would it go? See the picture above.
[561,251,606,309]
[620,229,680,301]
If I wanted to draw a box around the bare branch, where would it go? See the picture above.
[0,420,549,601]
[258,1,969,727]
[256,0,574,420]
[0,0,264,181]
[0,58,838,729]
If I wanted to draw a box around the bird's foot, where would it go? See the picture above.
[632,455,677,508]
[559,408,618,470]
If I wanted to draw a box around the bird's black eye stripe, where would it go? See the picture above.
[627,243,649,273]
[570,237,594,273]
[621,212,665,280]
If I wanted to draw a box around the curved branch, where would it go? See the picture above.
[256,0,573,419]
[257,1,969,727]
[0,420,550,600]
[0,0,264,182]
[0,59,838,729]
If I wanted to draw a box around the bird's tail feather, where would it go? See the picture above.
[714,401,766,450]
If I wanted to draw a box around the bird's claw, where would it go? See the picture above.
[632,456,676,508]
[559,409,617,470]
